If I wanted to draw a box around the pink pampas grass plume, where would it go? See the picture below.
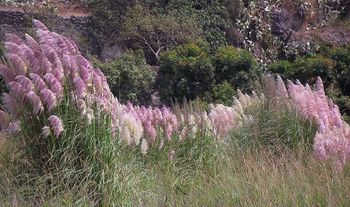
[7,54,27,76]
[4,42,20,55]
[3,93,19,116]
[25,34,42,53]
[48,115,64,137]
[8,121,20,133]
[73,77,87,99]
[0,64,15,83]
[44,73,64,99]
[33,20,49,31]
[30,73,48,92]
[25,91,44,115]
[40,89,57,111]
[5,33,22,45]
[8,81,27,102]
[15,75,34,92]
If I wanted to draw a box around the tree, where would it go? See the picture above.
[121,4,202,62]
[213,46,260,92]
[163,0,230,50]
[94,51,156,105]
[157,42,215,104]
[88,0,137,40]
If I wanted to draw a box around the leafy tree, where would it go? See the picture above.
[88,0,137,43]
[163,0,230,50]
[157,42,215,104]
[94,51,156,105]
[213,46,260,92]
[121,4,202,62]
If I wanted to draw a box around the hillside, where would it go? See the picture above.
[0,1,350,206]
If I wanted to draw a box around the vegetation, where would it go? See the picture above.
[94,51,156,105]
[121,4,202,62]
[157,42,214,104]
[1,0,350,206]
[213,46,260,92]
[269,46,350,121]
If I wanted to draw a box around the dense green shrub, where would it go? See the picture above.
[157,42,215,104]
[211,81,235,106]
[269,55,335,85]
[213,46,260,92]
[294,56,335,85]
[268,60,294,78]
[330,47,350,96]
[95,51,156,105]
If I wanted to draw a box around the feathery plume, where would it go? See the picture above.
[73,77,87,99]
[0,64,15,83]
[48,115,64,137]
[33,20,49,31]
[25,91,44,115]
[141,139,148,155]
[5,33,22,45]
[41,126,51,138]
[40,89,57,111]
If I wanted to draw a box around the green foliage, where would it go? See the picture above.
[270,55,335,84]
[95,51,156,105]
[163,0,230,50]
[88,0,137,40]
[214,46,260,92]
[269,60,294,78]
[294,55,335,85]
[158,42,215,104]
[211,81,235,106]
[121,4,202,62]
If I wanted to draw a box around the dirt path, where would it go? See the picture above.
[0,5,92,18]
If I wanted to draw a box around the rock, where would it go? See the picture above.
[226,27,244,47]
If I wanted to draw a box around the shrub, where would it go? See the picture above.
[293,55,335,85]
[269,55,335,85]
[213,46,260,92]
[269,60,294,78]
[211,81,236,106]
[157,42,215,104]
[94,51,156,105]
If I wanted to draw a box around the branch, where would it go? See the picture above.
[136,33,162,60]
